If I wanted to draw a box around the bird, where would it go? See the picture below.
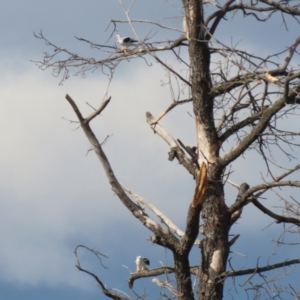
[115,35,138,52]
[135,256,150,272]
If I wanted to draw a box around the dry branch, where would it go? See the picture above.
[65,94,179,251]
[122,184,202,247]
[146,112,197,177]
[252,198,300,225]
[128,265,201,289]
[220,258,300,279]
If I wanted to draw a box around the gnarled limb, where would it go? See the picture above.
[65,94,179,251]
[74,246,132,300]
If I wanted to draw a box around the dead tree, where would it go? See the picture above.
[34,0,300,299]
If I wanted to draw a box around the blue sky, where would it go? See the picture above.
[1,0,300,299]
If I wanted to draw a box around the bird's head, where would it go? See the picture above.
[135,256,141,262]
[115,35,121,41]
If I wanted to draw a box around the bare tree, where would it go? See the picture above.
[34,0,300,299]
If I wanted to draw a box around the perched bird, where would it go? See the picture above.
[135,256,150,271]
[115,35,138,52]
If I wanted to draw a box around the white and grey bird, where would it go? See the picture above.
[115,35,138,51]
[135,256,150,272]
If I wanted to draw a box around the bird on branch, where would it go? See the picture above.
[115,35,138,53]
[135,256,150,271]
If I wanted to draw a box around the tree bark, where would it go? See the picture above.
[198,180,230,299]
[182,1,230,298]
[174,253,195,300]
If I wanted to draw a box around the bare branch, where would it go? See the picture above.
[110,19,184,34]
[128,265,200,289]
[152,277,179,297]
[252,198,300,225]
[152,54,191,87]
[150,98,192,125]
[76,265,132,300]
[278,36,300,72]
[220,258,300,279]
[85,97,111,123]
[146,112,197,177]
[229,183,250,225]
[220,83,300,167]
[121,184,202,247]
[128,266,175,289]
[74,246,131,300]
[65,94,179,251]
[259,0,300,16]
[229,171,300,215]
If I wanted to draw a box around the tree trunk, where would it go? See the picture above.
[174,253,195,300]
[198,179,230,299]
[182,1,230,297]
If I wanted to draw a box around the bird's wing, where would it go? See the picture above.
[123,37,137,43]
[143,258,150,265]
[122,37,131,43]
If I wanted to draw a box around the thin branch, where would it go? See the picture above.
[85,97,111,123]
[150,98,192,125]
[229,179,300,215]
[74,246,131,300]
[259,0,300,16]
[220,83,300,167]
[252,198,300,225]
[152,54,191,87]
[220,258,300,279]
[74,245,109,269]
[76,265,132,300]
[278,36,300,72]
[110,19,184,33]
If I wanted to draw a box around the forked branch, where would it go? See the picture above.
[65,94,179,251]
[220,83,300,167]
[122,185,202,247]
[74,246,132,300]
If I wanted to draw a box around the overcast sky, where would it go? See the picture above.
[1,1,299,299]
